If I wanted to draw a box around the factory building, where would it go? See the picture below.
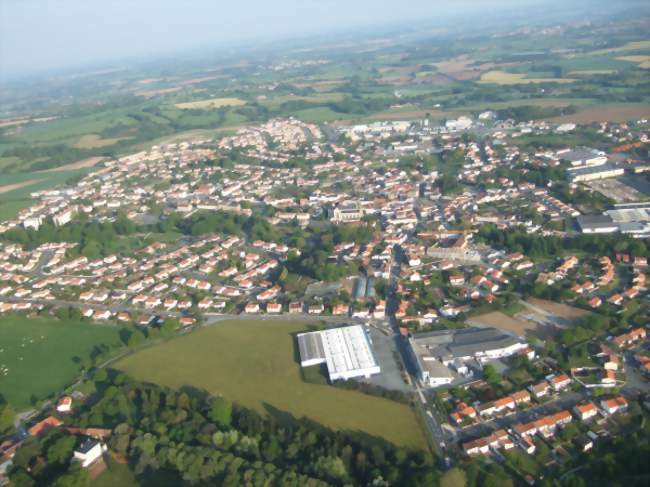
[409,327,527,387]
[297,325,381,381]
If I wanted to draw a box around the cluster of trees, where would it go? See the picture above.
[551,182,613,211]
[477,224,649,259]
[286,224,377,281]
[560,415,650,487]
[328,96,394,115]
[0,144,105,172]
[169,210,285,244]
[9,427,88,487]
[8,372,448,486]
[2,213,138,257]
[558,314,612,347]
[495,104,577,123]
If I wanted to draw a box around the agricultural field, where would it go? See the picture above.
[617,55,650,68]
[479,70,576,85]
[0,315,127,409]
[174,97,246,109]
[0,168,91,221]
[115,320,427,449]
[73,134,131,149]
[545,103,650,123]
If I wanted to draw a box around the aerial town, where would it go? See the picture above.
[1,1,650,484]
[1,111,649,484]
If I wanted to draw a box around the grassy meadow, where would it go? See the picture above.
[115,320,427,449]
[0,315,126,409]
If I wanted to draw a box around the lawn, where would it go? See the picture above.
[0,315,127,409]
[115,320,427,449]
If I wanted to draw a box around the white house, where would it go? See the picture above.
[73,438,107,468]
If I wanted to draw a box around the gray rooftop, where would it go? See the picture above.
[558,148,604,163]
[297,332,325,363]
[412,327,522,361]
[576,214,617,231]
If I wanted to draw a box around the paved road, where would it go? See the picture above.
[383,244,451,465]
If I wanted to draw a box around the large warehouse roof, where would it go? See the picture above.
[297,325,380,381]
[412,327,524,361]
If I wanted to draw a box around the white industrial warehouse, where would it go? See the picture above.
[297,325,381,382]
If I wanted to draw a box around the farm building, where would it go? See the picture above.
[297,325,381,381]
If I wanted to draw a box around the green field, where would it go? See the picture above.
[0,316,126,409]
[115,320,427,449]
[0,168,90,221]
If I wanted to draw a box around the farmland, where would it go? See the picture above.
[174,97,246,109]
[545,104,650,123]
[479,70,576,85]
[115,320,427,449]
[1,17,648,223]
[0,315,127,409]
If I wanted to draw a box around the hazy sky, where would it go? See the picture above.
[0,0,605,77]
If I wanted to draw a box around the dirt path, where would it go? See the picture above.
[0,179,44,195]
[39,156,107,173]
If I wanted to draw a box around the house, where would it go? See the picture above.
[73,438,107,468]
[93,309,111,320]
[266,302,282,314]
[549,373,571,391]
[613,327,647,347]
[56,396,73,413]
[450,402,477,425]
[511,390,531,406]
[520,436,536,454]
[332,303,349,316]
[449,274,465,287]
[574,435,593,452]
[28,416,62,437]
[477,402,497,418]
[573,402,598,421]
[179,317,195,327]
[608,294,624,306]
[529,381,551,398]
[462,429,512,456]
[116,312,131,323]
[603,354,619,371]
[493,396,516,413]
[600,395,628,415]
[244,303,260,314]
[308,303,324,315]
[588,296,602,308]
[289,302,303,314]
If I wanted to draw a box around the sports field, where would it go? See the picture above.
[0,316,126,409]
[115,320,427,449]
